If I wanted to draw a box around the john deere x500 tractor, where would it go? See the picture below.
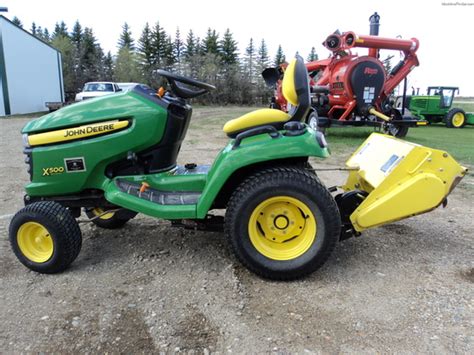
[9,56,467,280]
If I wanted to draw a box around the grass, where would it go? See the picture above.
[453,100,474,112]
[324,125,474,167]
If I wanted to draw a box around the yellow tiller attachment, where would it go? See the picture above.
[343,133,467,232]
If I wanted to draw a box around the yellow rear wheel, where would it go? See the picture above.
[225,166,341,280]
[248,196,316,261]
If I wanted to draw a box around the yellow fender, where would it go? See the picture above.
[343,133,467,231]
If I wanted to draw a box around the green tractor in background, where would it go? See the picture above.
[396,86,474,128]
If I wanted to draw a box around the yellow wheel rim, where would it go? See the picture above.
[248,196,317,261]
[17,222,54,263]
[92,208,115,220]
[452,112,465,127]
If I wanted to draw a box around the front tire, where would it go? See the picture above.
[9,201,82,274]
[445,108,466,128]
[225,166,341,280]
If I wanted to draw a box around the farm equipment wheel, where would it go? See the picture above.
[307,111,326,134]
[85,207,137,229]
[383,109,409,138]
[9,201,82,273]
[225,166,341,280]
[445,108,466,128]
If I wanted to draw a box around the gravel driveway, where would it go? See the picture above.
[0,110,472,353]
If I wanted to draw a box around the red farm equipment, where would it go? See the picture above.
[262,13,426,137]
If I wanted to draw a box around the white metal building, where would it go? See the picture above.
[0,15,64,116]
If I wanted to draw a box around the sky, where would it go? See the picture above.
[3,0,474,96]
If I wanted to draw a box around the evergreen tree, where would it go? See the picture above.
[307,47,318,62]
[244,38,255,76]
[274,45,286,66]
[184,29,196,60]
[137,23,154,84]
[163,35,175,68]
[103,51,114,80]
[118,22,134,50]
[220,29,238,65]
[52,21,69,39]
[151,22,167,66]
[12,16,23,28]
[173,27,184,64]
[257,39,270,69]
[257,39,272,104]
[71,21,83,48]
[81,27,102,82]
[203,28,219,55]
[31,22,37,35]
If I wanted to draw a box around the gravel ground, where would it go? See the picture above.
[0,110,473,353]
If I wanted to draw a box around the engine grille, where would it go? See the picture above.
[23,148,33,181]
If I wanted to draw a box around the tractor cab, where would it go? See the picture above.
[426,86,459,109]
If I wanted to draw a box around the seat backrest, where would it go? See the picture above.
[281,55,311,122]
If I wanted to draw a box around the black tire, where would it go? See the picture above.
[445,108,466,128]
[225,166,341,280]
[85,208,137,229]
[307,111,326,134]
[383,109,409,138]
[9,201,82,274]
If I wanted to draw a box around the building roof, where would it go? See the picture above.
[0,15,60,53]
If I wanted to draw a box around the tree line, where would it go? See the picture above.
[11,16,318,105]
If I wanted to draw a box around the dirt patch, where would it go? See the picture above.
[459,268,474,283]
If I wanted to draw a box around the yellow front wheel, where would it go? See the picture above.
[9,201,82,273]
[445,108,466,128]
[225,166,341,280]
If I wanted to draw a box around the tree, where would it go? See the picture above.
[103,51,114,80]
[220,29,238,65]
[137,23,154,84]
[51,35,75,95]
[12,16,23,28]
[162,35,175,68]
[256,39,272,105]
[30,22,37,35]
[307,47,318,62]
[151,22,167,67]
[274,45,286,66]
[184,29,197,60]
[81,27,102,83]
[114,47,141,82]
[52,21,69,40]
[118,22,134,50]
[203,28,219,55]
[174,28,184,69]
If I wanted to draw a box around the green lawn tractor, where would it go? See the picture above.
[9,57,467,280]
[397,86,474,128]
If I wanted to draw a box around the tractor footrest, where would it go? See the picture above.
[115,179,201,205]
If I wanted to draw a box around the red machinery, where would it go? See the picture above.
[263,17,426,137]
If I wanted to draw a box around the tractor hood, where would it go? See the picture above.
[22,91,150,134]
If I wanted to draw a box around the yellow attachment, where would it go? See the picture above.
[344,133,467,231]
[248,196,317,261]
[222,109,290,135]
[91,208,115,220]
[452,112,465,127]
[368,108,390,122]
[28,120,129,146]
[17,222,54,263]
[282,58,298,106]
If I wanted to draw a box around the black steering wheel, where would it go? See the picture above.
[157,70,216,99]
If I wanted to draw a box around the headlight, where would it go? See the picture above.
[22,133,30,148]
